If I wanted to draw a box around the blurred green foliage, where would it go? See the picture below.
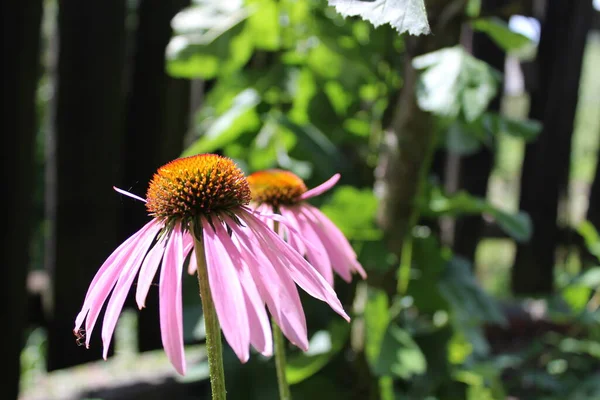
[21,1,600,399]
[161,0,600,399]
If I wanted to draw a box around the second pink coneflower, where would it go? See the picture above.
[247,170,367,285]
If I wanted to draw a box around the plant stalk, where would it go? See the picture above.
[194,236,227,400]
[271,219,292,400]
[272,318,292,400]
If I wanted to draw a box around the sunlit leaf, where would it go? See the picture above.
[246,0,281,50]
[166,0,252,78]
[328,0,430,36]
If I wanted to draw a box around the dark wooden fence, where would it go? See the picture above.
[4,0,599,399]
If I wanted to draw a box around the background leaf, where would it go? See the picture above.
[328,0,430,35]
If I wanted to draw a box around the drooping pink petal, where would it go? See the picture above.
[224,215,308,350]
[135,238,167,309]
[202,216,250,363]
[281,206,334,285]
[306,206,367,279]
[100,221,163,356]
[298,173,340,201]
[213,220,272,357]
[75,220,161,347]
[159,223,186,375]
[239,209,350,322]
[112,186,147,203]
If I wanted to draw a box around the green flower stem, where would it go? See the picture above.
[271,219,292,400]
[194,236,227,400]
[272,318,292,400]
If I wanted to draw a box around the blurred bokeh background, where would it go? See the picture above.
[4,0,600,399]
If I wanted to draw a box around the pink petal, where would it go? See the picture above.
[282,206,334,285]
[202,216,250,363]
[224,215,308,350]
[159,223,186,375]
[113,186,147,203]
[135,238,167,309]
[74,220,161,346]
[276,207,307,258]
[100,221,163,357]
[182,233,197,275]
[298,173,340,201]
[307,206,367,279]
[213,221,272,357]
[239,209,350,322]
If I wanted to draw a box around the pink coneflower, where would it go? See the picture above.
[247,170,367,285]
[74,154,349,376]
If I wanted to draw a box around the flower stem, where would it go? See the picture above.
[272,318,292,400]
[194,236,227,400]
[271,220,292,400]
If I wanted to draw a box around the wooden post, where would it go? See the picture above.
[46,0,127,370]
[1,0,43,396]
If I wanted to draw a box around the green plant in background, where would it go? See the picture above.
[163,0,600,399]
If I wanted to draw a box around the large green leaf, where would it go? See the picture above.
[285,320,350,384]
[413,46,499,122]
[328,0,431,36]
[471,17,532,52]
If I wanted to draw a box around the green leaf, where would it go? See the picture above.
[166,1,252,79]
[491,113,542,141]
[465,0,481,17]
[578,220,600,261]
[328,0,431,36]
[285,320,350,384]
[246,0,281,50]
[493,210,532,243]
[424,187,532,242]
[183,89,261,156]
[372,323,427,378]
[276,114,348,178]
[440,257,507,327]
[407,234,449,313]
[413,46,499,122]
[471,17,532,52]
[364,288,390,369]
[321,186,381,241]
[445,120,483,155]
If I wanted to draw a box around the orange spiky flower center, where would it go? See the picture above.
[247,169,307,207]
[146,154,251,220]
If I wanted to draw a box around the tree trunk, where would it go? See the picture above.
[1,0,43,396]
[46,0,127,370]
[374,1,463,254]
[120,0,191,352]
[511,0,594,295]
